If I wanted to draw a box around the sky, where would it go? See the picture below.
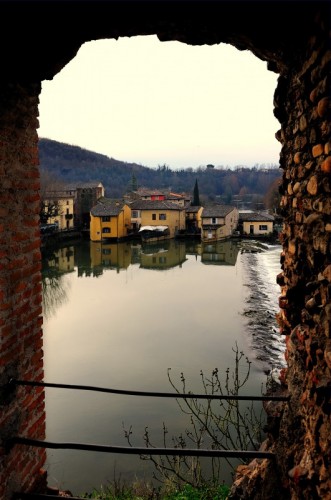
[38,35,281,171]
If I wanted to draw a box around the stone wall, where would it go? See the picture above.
[274,25,331,498]
[0,83,47,499]
[229,11,331,499]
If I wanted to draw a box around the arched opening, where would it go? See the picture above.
[36,36,284,495]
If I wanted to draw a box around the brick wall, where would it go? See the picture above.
[0,82,47,499]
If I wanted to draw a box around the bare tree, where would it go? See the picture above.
[39,170,65,224]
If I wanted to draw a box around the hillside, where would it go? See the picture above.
[38,138,282,203]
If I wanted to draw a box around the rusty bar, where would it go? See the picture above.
[13,495,87,500]
[10,379,290,402]
[7,436,275,459]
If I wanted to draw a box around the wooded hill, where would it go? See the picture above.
[38,138,281,204]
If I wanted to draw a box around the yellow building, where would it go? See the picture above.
[239,212,274,236]
[129,200,186,239]
[43,189,75,231]
[90,199,131,241]
[201,205,239,242]
[185,205,203,233]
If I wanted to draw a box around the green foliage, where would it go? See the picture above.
[83,482,230,499]
[164,483,230,499]
[131,171,138,192]
[192,179,201,206]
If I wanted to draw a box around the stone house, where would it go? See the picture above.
[74,182,105,229]
[90,199,131,242]
[129,199,186,238]
[185,205,203,234]
[239,211,275,236]
[42,188,75,231]
[201,205,239,242]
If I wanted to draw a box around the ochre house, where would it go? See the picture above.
[128,199,186,238]
[239,211,274,236]
[90,199,131,242]
[201,205,239,242]
[185,205,203,234]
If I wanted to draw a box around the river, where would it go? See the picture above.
[41,238,285,495]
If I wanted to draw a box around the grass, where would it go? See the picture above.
[83,482,230,499]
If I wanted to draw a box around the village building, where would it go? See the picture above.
[201,205,239,242]
[74,182,105,229]
[238,211,275,236]
[128,199,186,240]
[90,198,131,242]
[184,205,203,234]
[42,188,75,231]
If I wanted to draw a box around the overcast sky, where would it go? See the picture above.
[38,35,281,171]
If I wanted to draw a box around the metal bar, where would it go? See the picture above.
[7,437,275,459]
[13,495,87,500]
[10,379,290,402]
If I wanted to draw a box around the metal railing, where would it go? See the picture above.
[5,377,288,458]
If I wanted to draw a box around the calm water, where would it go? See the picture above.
[41,238,284,495]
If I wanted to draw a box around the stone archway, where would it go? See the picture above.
[0,2,330,498]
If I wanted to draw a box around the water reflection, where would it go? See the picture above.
[41,238,279,495]
[42,246,73,319]
[201,240,239,266]
[140,240,187,270]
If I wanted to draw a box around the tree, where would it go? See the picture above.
[40,199,61,224]
[39,169,64,224]
[264,178,282,214]
[123,344,265,490]
[130,171,138,192]
[192,178,201,206]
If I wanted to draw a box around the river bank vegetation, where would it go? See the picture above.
[78,345,266,500]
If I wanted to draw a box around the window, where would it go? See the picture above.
[159,213,166,220]
[102,227,111,233]
[259,224,268,231]
[132,210,139,218]
[102,248,111,254]
[102,216,110,222]
[212,217,217,224]
[152,214,156,220]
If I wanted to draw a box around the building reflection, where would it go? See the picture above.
[201,240,239,266]
[184,239,202,257]
[90,241,132,272]
[41,239,240,283]
[140,239,187,270]
[43,245,75,273]
[41,239,239,320]
[41,246,74,319]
